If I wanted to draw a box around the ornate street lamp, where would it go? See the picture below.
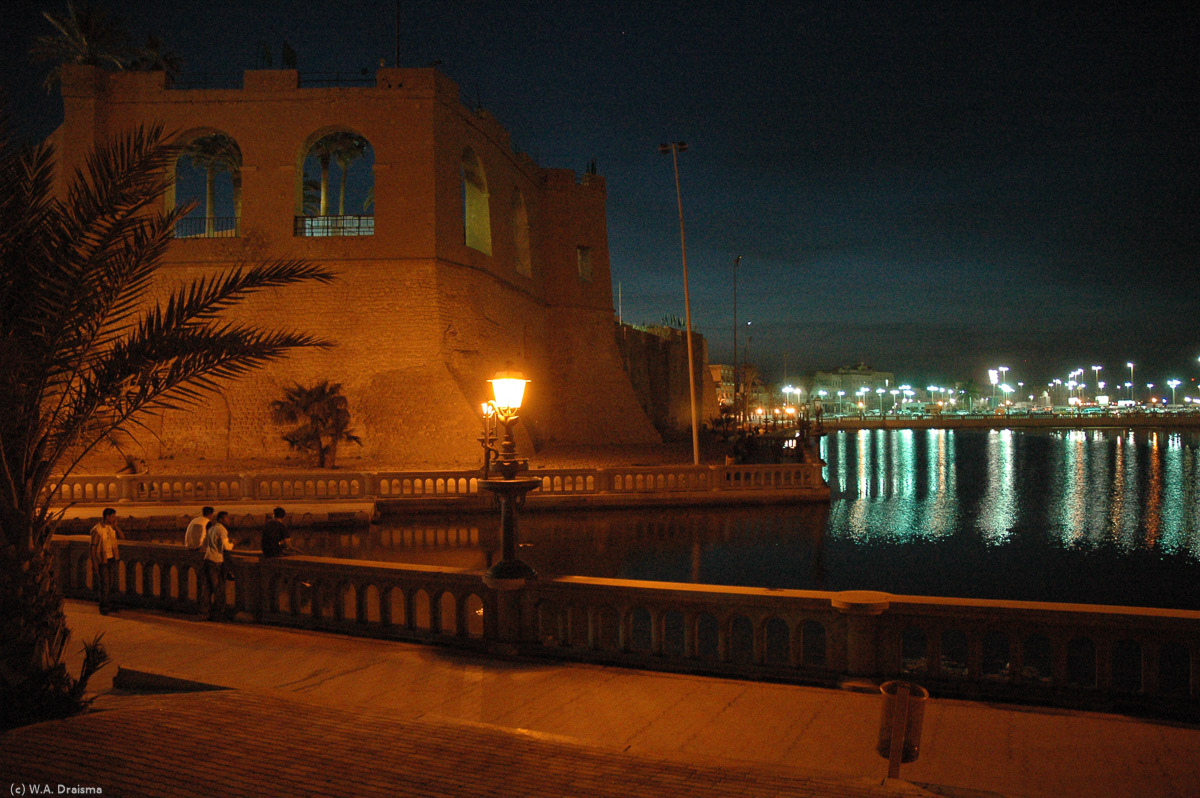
[478,370,540,589]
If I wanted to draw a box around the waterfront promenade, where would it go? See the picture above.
[3,599,1197,798]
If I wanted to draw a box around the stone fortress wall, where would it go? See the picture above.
[53,64,664,467]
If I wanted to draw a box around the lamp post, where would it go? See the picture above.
[1091,366,1102,401]
[1168,379,1181,405]
[659,141,700,465]
[478,370,540,590]
[1127,363,1135,400]
[732,254,741,429]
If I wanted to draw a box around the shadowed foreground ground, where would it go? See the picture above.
[3,600,1199,797]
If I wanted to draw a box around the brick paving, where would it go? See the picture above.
[5,600,1200,798]
[1,690,933,798]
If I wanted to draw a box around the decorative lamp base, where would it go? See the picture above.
[484,559,537,590]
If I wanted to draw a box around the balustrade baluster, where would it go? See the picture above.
[356,583,368,625]
[1096,638,1114,691]
[967,633,983,680]
[1051,637,1069,687]
[587,606,599,650]
[618,607,632,652]
[1142,642,1160,695]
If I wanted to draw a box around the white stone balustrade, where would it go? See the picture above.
[50,536,1200,717]
[47,463,827,506]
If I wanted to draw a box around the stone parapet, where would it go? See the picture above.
[51,536,1200,720]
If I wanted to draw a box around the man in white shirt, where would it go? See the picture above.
[185,507,213,551]
[203,510,235,621]
[89,507,122,614]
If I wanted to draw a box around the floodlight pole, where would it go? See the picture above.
[660,141,700,466]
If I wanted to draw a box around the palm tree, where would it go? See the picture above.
[127,35,183,84]
[307,132,367,217]
[0,119,336,729]
[180,134,241,236]
[270,381,362,468]
[333,135,367,216]
[29,1,132,92]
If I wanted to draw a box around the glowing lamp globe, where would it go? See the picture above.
[489,371,529,412]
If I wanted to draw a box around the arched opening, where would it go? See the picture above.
[462,147,491,253]
[172,131,241,238]
[511,188,531,276]
[296,130,375,237]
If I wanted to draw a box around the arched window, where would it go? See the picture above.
[296,130,374,237]
[462,147,491,254]
[172,132,241,238]
[511,188,531,276]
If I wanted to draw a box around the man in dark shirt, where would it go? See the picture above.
[261,507,292,557]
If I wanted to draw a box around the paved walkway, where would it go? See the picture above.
[4,601,1200,797]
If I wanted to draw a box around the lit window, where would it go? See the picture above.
[462,147,492,254]
[577,246,592,282]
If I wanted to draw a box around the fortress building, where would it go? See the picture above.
[52,64,662,467]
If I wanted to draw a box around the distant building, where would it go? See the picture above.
[710,364,734,408]
[807,363,896,404]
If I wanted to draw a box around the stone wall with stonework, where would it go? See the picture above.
[53,64,669,467]
[616,325,719,439]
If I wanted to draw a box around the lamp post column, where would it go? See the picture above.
[660,141,700,465]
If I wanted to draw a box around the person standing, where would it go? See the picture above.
[89,508,122,614]
[185,506,213,552]
[261,507,292,557]
[203,510,234,621]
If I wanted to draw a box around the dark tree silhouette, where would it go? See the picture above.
[0,120,335,728]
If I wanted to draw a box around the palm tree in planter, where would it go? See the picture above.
[271,381,362,468]
[0,120,335,729]
[29,1,132,92]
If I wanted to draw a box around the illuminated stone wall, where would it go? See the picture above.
[54,65,662,466]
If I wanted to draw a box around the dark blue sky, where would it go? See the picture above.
[4,1,1198,391]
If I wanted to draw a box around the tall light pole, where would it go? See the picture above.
[659,141,700,465]
[1127,362,1135,400]
[1168,379,1181,405]
[732,255,741,428]
[1091,366,1102,401]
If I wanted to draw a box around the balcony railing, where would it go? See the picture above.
[294,215,374,237]
[174,217,239,238]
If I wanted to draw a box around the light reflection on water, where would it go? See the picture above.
[261,428,1200,609]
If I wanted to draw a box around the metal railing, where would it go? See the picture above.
[174,217,239,238]
[294,215,374,237]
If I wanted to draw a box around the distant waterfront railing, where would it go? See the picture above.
[50,538,1200,719]
[47,462,827,506]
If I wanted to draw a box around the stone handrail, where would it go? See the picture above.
[49,462,826,506]
[51,537,1200,718]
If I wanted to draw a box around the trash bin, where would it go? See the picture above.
[876,680,928,765]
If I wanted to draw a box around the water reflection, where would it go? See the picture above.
[146,428,1200,610]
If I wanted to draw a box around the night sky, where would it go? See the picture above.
[3,1,1198,391]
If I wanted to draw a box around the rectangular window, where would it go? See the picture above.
[577,246,592,283]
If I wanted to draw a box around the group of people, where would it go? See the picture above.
[89,504,294,620]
